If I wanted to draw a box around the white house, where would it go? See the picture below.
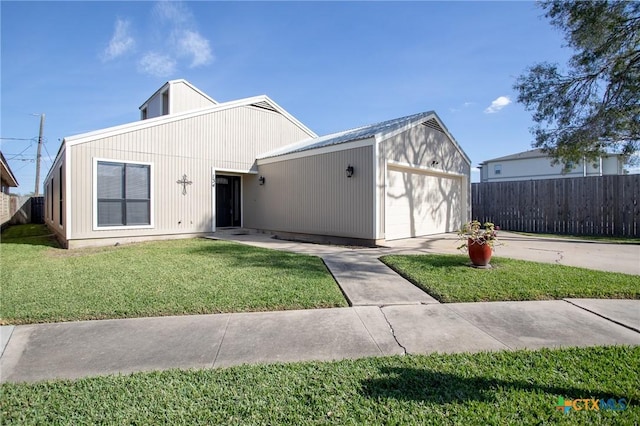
[1,151,19,226]
[44,79,471,248]
[478,149,625,182]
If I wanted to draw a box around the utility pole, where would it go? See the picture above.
[34,113,45,196]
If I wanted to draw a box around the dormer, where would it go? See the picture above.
[139,79,218,120]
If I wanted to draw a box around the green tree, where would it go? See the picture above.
[514,1,639,168]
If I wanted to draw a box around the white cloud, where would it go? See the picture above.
[153,1,192,27]
[137,52,176,78]
[103,19,135,61]
[484,96,512,114]
[105,2,214,77]
[178,30,213,67]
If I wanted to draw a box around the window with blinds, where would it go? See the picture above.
[97,161,150,226]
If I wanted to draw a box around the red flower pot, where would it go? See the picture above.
[467,238,492,267]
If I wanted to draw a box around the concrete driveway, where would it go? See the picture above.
[381,231,640,275]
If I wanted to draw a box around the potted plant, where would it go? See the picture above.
[457,220,499,268]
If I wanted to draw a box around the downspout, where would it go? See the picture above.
[599,156,603,176]
[583,156,587,177]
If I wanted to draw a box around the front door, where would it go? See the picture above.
[215,175,241,227]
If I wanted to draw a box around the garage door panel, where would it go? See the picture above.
[385,167,462,240]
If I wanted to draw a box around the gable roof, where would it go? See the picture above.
[258,111,471,164]
[0,151,19,187]
[64,95,316,147]
[138,79,217,110]
[479,148,624,165]
[479,149,546,165]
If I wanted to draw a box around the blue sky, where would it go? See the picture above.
[2,1,576,193]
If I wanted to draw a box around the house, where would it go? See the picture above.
[44,79,471,248]
[478,149,625,182]
[1,151,19,227]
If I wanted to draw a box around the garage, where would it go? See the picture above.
[385,166,463,240]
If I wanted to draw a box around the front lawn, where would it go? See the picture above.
[381,254,640,303]
[2,346,638,424]
[1,225,347,325]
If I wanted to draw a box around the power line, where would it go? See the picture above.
[43,140,53,163]
[0,137,35,141]
[7,143,33,160]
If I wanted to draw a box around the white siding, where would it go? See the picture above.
[246,145,374,240]
[482,155,624,182]
[379,123,470,239]
[68,106,310,242]
[171,81,216,113]
[385,167,463,240]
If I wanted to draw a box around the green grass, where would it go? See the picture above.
[380,254,640,303]
[1,225,347,325]
[1,346,638,425]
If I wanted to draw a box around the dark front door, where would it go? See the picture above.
[216,175,241,227]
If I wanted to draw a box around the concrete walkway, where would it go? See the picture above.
[2,299,638,383]
[1,231,638,383]
[208,230,440,306]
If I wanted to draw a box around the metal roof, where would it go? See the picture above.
[0,151,19,187]
[258,111,437,159]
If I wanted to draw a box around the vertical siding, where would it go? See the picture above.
[246,146,374,239]
[0,192,10,225]
[172,81,216,113]
[379,125,471,237]
[42,155,66,242]
[69,106,310,240]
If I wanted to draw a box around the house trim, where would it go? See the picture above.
[138,79,218,111]
[257,138,375,165]
[211,168,245,232]
[386,160,467,178]
[65,95,316,148]
[373,137,380,240]
[92,157,155,231]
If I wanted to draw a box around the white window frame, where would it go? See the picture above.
[93,158,154,231]
[494,164,502,175]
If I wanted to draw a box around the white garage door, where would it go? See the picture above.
[385,166,463,240]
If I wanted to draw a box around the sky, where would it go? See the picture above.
[2,0,580,194]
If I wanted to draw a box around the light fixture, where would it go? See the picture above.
[346,165,354,178]
[431,160,440,166]
[258,176,266,185]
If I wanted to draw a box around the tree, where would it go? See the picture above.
[514,1,640,168]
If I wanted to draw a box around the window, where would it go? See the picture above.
[50,178,55,220]
[59,166,63,226]
[96,161,151,227]
[494,164,502,175]
[46,182,51,220]
[162,91,169,115]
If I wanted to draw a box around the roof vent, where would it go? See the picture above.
[422,118,445,134]
[250,101,278,113]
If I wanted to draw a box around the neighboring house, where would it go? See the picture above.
[44,79,471,248]
[478,149,625,182]
[1,151,19,226]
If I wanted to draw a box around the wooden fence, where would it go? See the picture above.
[472,175,640,237]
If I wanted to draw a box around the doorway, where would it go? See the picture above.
[215,175,241,227]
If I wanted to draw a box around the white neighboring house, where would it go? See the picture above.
[478,149,625,182]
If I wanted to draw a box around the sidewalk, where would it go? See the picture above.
[2,231,638,384]
[2,299,638,383]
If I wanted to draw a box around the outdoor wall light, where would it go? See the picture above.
[258,176,266,185]
[346,165,354,178]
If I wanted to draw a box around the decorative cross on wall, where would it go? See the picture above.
[177,174,193,195]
